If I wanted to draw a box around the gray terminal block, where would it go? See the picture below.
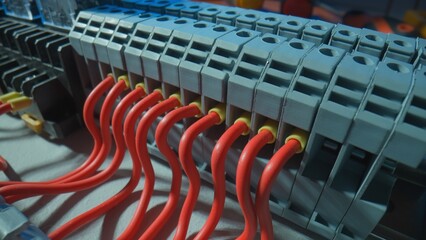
[159,21,215,88]
[121,0,139,8]
[180,2,209,19]
[148,0,180,14]
[346,59,414,154]
[356,28,388,58]
[133,0,178,13]
[277,15,309,39]
[253,38,314,122]
[314,52,379,143]
[334,168,396,240]
[123,14,167,85]
[282,44,345,131]
[235,10,261,30]
[197,5,228,23]
[165,2,188,16]
[302,54,379,234]
[215,7,244,26]
[301,19,334,46]
[68,11,94,56]
[416,37,426,66]
[179,24,235,100]
[333,70,422,240]
[80,6,134,61]
[383,66,426,167]
[226,33,286,125]
[329,24,361,52]
[335,68,418,239]
[141,16,195,82]
[284,52,378,231]
[383,34,416,63]
[327,60,415,239]
[107,12,158,72]
[93,9,142,65]
[165,1,206,18]
[255,12,283,34]
[200,28,260,111]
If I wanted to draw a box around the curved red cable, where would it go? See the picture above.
[255,139,300,240]
[0,76,114,187]
[119,96,180,240]
[48,87,146,240]
[174,112,221,240]
[139,104,201,240]
[0,103,12,115]
[195,121,249,239]
[0,156,8,172]
[236,129,274,240]
[0,80,127,200]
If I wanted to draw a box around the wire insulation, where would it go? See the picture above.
[0,103,12,115]
[0,80,127,200]
[195,120,249,239]
[174,112,222,240]
[119,95,181,240]
[139,103,202,240]
[255,139,301,240]
[0,76,115,188]
[48,86,146,240]
[236,129,275,240]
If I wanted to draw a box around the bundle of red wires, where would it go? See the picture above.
[1,74,307,240]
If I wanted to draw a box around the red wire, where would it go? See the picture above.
[255,139,300,240]
[195,121,249,239]
[0,103,12,115]
[48,87,146,240]
[0,156,8,172]
[0,76,114,188]
[0,80,127,200]
[236,129,274,240]
[139,104,201,240]
[174,112,221,240]
[118,96,180,240]
[116,90,163,239]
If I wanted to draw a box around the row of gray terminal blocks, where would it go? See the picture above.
[68,2,426,240]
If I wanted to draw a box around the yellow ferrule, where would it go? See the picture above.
[258,119,278,144]
[208,103,226,125]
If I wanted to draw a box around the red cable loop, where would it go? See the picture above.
[0,76,114,188]
[48,87,146,240]
[195,121,249,239]
[255,139,301,240]
[139,104,201,240]
[118,96,180,240]
[174,112,221,240]
[0,80,126,201]
[236,129,274,240]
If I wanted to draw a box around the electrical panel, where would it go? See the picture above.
[0,1,425,239]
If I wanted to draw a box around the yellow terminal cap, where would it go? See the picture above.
[107,73,115,80]
[135,83,146,91]
[208,103,226,125]
[235,112,251,135]
[169,93,182,106]
[189,98,202,117]
[0,92,21,103]
[153,88,163,96]
[258,119,278,144]
[8,96,32,112]
[118,75,130,89]
[285,129,309,153]
[21,114,43,134]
